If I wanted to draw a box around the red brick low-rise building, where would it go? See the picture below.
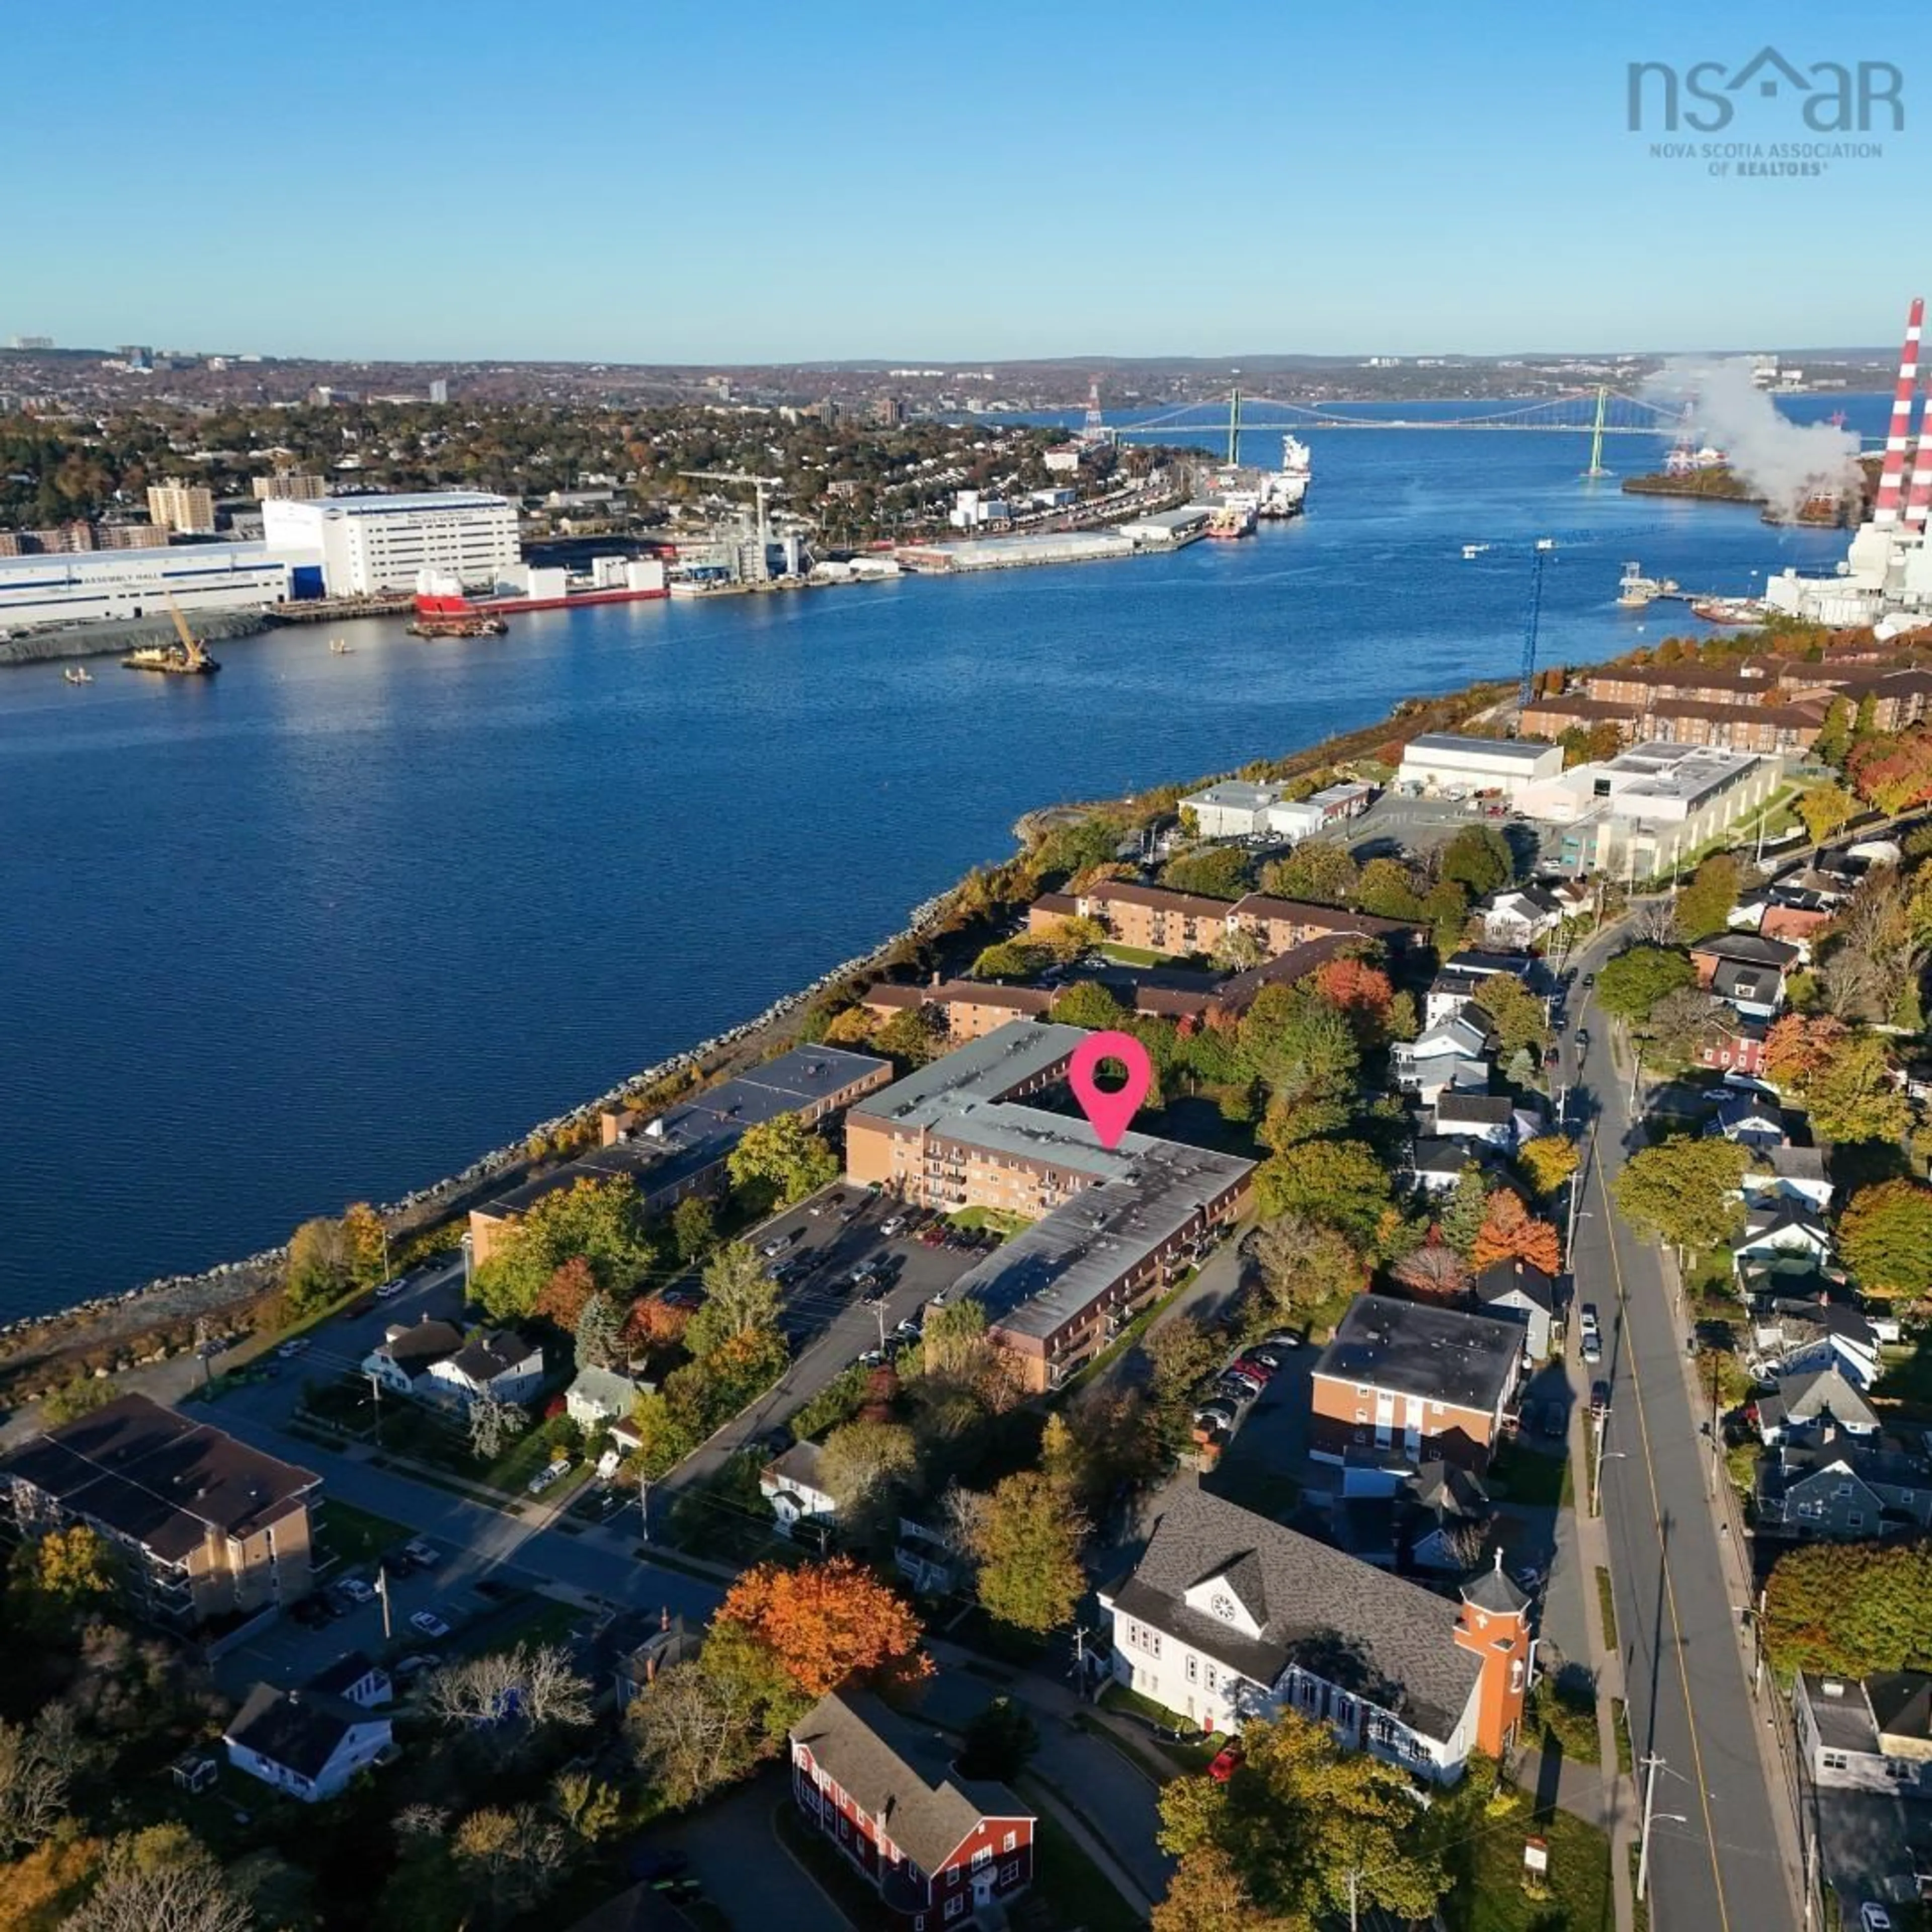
[790,1689,1035,1930]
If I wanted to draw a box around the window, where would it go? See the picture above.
[1211,1592,1237,1622]
[1886,1760,1916,1782]
[1002,1862,1021,1884]
[1003,1831,1017,1853]
[946,1864,959,1885]
[945,1901,964,1922]
[1821,1751,1847,1769]
[1205,1663,1219,1693]
[972,1847,992,1871]
[1186,1654,1198,1683]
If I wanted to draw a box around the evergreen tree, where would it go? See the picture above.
[1439,1167,1490,1259]
[574,1290,622,1372]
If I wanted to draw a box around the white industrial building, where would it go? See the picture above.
[1515,742,1781,878]
[0,544,294,629]
[261,491,520,595]
[1398,735,1564,798]
[1269,781,1374,842]
[1181,779,1282,838]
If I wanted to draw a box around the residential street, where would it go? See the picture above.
[1569,944,1804,1932]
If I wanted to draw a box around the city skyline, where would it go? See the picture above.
[8,0,1926,362]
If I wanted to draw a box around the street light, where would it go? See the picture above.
[1591,1447,1627,1518]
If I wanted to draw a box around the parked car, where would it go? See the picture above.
[1544,1045,1561,1067]
[1579,1303,1600,1335]
[1590,1380,1613,1418]
[1214,1376,1260,1406]
[275,1337,310,1359]
[338,1576,376,1605]
[409,1609,451,1639]
[527,1458,571,1496]
[391,1653,439,1680]
[1193,1402,1237,1431]
[1261,1331,1303,1350]
[760,1230,797,1258]
[1233,1355,1277,1383]
[290,1593,330,1629]
[374,1277,408,1300]
[402,1539,440,1567]
[1581,1332,1603,1365]
[662,1284,702,1309]
[880,1216,907,1238]
[1581,972,1596,989]
[1859,1907,1892,1932]
[1245,1346,1289,1371]
[1208,1745,1244,1783]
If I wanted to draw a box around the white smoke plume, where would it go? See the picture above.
[1644,357,1863,516]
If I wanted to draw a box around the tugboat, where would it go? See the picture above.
[122,598,220,676]
[62,666,95,685]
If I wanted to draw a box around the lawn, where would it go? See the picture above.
[948,1205,1033,1239]
[1097,1682,1223,1773]
[1098,942,1169,966]
[312,1498,409,1569]
[1595,1567,1619,1651]
[1030,1810,1149,1932]
[1440,1800,1615,1932]
[773,1801,892,1928]
[1489,1438,1574,1509]
[1877,1338,1932,1412]
[1527,1675,1601,1767]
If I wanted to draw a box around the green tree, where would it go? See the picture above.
[1259,840,1358,907]
[1763,1540,1932,1679]
[470,1177,656,1322]
[1812,697,1854,769]
[727,1113,838,1208]
[573,1291,621,1373]
[918,1298,991,1379]
[1144,1316,1222,1444]
[1247,1214,1360,1324]
[1238,985,1359,1144]
[1253,1139,1394,1251]
[971,1471,1086,1634]
[1838,1178,1932,1301]
[684,1243,782,1357]
[38,1377,115,1428]
[284,1215,350,1316]
[817,1419,919,1521]
[1438,824,1512,899]
[1155,1709,1449,1929]
[971,940,1048,980]
[1673,852,1741,945]
[1050,980,1133,1031]
[957,1697,1039,1781]
[1438,1165,1491,1258]
[1159,847,1251,901]
[1355,857,1424,922]
[670,1194,715,1264]
[873,1004,944,1067]
[1805,1031,1911,1145]
[1470,973,1548,1060]
[1612,1137,1749,1257]
[1594,944,1695,1024]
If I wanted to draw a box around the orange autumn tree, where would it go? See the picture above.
[1312,956,1396,1045]
[1469,1188,1562,1276]
[717,1556,930,1699]
[533,1255,598,1331]
[1762,1014,1847,1090]
[622,1293,688,1355]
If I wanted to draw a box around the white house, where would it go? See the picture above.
[1480,886,1567,951]
[307,1651,391,1709]
[1733,1199,1832,1270]
[1708,1092,1788,1153]
[1793,1672,1932,1797]
[1431,1092,1517,1150]
[1741,1149,1833,1215]
[1394,1013,1495,1104]
[1096,1488,1532,1782]
[565,1365,642,1432]
[426,1330,545,1410]
[1755,1364,1881,1445]
[224,1684,392,1802]
[761,1440,837,1538]
[1405,1137,1482,1196]
[1266,782,1374,844]
[1470,1259,1558,1361]
[361,1316,465,1397]
[1180,779,1282,840]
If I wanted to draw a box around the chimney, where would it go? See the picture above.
[1873,296,1924,527]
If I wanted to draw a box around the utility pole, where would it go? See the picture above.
[1590,1407,1608,1516]
[1636,1753,1663,1901]
[1347,1867,1359,1932]
[1627,1038,1643,1110]
[194,1316,214,1391]
[637,1467,651,1545]
[1564,1165,1585,1270]
[376,1565,392,1642]
[365,1371,383,1447]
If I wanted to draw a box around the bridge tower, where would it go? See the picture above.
[1582,386,1613,478]
[1226,384,1243,465]
[1083,377,1105,441]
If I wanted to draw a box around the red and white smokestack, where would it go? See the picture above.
[1872,294,1924,525]
[1907,385,1932,531]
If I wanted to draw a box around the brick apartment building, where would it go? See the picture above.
[846,1021,1253,1390]
[0,1394,319,1634]
[1310,1296,1524,1472]
[1523,693,1824,757]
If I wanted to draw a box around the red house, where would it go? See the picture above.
[1698,1017,1768,1079]
[789,1689,1035,1929]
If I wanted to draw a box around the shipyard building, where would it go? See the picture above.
[0,543,296,628]
[260,492,520,596]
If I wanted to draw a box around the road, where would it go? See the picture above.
[1567,944,1802,1932]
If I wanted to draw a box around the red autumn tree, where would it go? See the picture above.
[1762,1014,1847,1090]
[1391,1235,1469,1302]
[533,1255,597,1331]
[622,1293,688,1355]
[1848,730,1932,815]
[1469,1188,1562,1276]
[1312,957,1396,1045]
[717,1556,930,1699]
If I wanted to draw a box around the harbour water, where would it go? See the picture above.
[0,402,1879,1321]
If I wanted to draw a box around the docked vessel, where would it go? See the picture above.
[62,666,94,685]
[413,553,669,621]
[1690,596,1765,626]
[1204,500,1257,539]
[1618,560,1680,608]
[122,600,219,676]
[1255,436,1311,519]
[407,612,508,638]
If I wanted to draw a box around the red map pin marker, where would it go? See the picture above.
[1067,1030,1153,1150]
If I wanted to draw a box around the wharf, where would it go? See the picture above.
[270,594,414,623]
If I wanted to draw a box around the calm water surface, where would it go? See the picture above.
[0,403,1877,1317]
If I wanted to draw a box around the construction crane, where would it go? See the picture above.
[677,470,785,552]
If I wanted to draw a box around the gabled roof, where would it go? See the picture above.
[1471,1258,1556,1315]
[1486,886,1564,919]
[1444,950,1537,979]
[225,1683,386,1781]
[567,1365,640,1415]
[1712,959,1786,1006]
[1691,932,1800,969]
[1434,1093,1513,1126]
[1868,1671,1932,1743]
[763,1440,828,1496]
[1742,1198,1829,1246]
[374,1317,464,1371]
[1102,1488,1483,1741]
[790,1689,1029,1873]
[307,1650,387,1700]
[1770,1364,1880,1431]
[443,1330,541,1385]
[1408,1135,1477,1177]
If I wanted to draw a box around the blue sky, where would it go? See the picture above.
[6,0,1926,363]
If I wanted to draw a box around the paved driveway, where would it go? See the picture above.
[642,1767,848,1932]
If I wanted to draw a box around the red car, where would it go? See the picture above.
[1233,1355,1276,1383]
[1208,1744,1243,1783]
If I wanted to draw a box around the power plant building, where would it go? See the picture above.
[260,491,521,596]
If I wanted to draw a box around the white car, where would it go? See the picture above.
[338,1577,375,1605]
[409,1609,451,1639]
[402,1539,440,1567]
[527,1458,571,1496]
[1859,1906,1892,1932]
[881,1216,907,1238]
[374,1277,408,1300]
[275,1337,310,1358]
